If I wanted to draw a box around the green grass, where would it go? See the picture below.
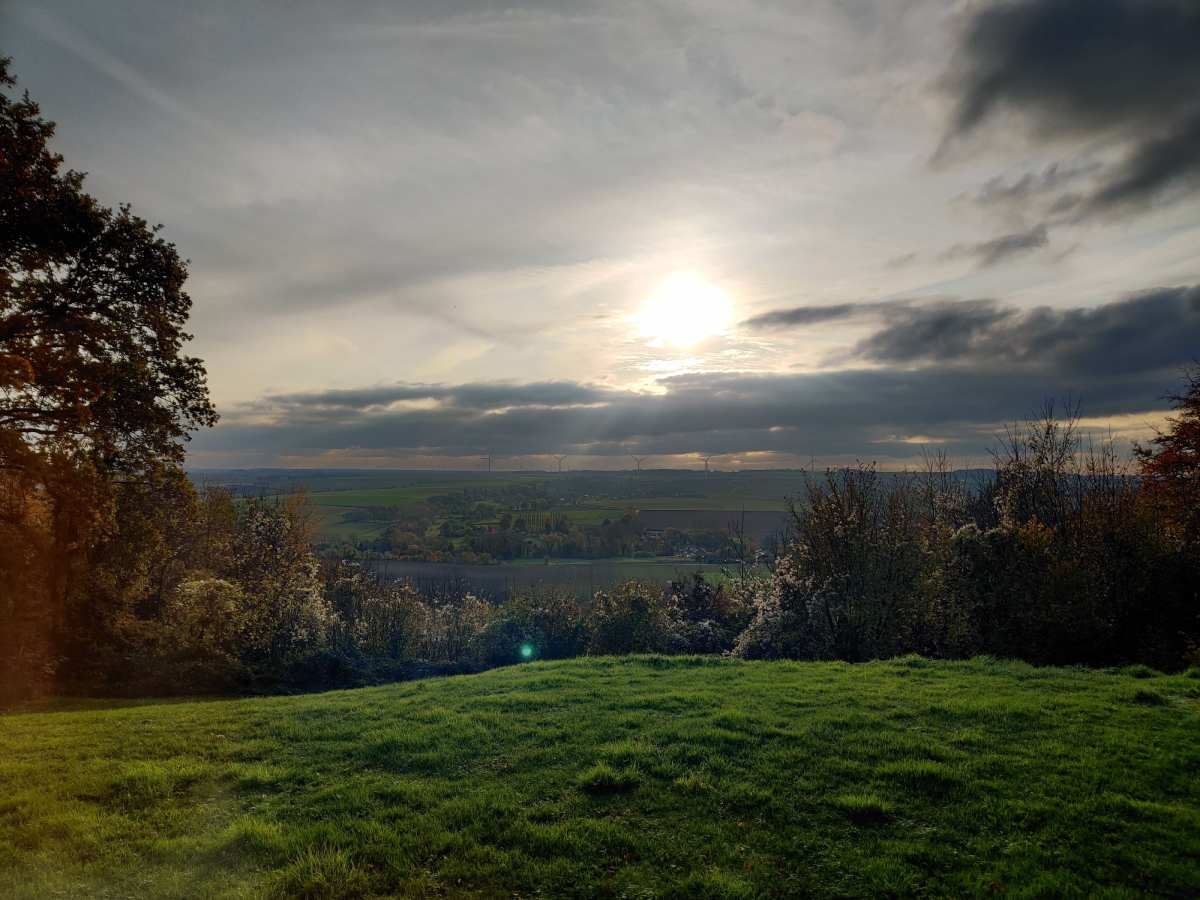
[2,657,1198,898]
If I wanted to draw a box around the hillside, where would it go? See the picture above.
[2,658,1199,898]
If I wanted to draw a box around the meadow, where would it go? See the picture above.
[3,657,1198,898]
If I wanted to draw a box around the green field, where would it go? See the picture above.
[3,657,1198,898]
[194,469,801,545]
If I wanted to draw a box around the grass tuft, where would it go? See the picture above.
[1131,687,1167,706]
[578,762,640,795]
[271,846,371,900]
[1122,664,1161,680]
[673,771,714,794]
[831,792,895,825]
[878,759,961,797]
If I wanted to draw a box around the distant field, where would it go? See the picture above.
[192,469,803,544]
[192,468,996,548]
[630,495,786,511]
[307,506,388,542]
[3,657,1198,898]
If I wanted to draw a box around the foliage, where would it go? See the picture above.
[0,58,216,472]
[0,59,216,698]
[587,581,673,654]
[734,401,1200,671]
[736,466,925,661]
[473,587,589,664]
[665,571,755,654]
[1137,364,1200,545]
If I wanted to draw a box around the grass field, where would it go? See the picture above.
[194,469,801,544]
[3,657,1198,898]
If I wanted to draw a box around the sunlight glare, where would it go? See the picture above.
[636,272,733,348]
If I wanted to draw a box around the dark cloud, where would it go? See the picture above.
[740,302,883,330]
[852,299,1013,362]
[883,252,918,269]
[967,160,1101,208]
[738,286,1200,377]
[253,381,620,417]
[943,0,1200,217]
[193,365,1175,462]
[1087,112,1200,215]
[854,286,1200,375]
[196,286,1199,462]
[940,224,1049,268]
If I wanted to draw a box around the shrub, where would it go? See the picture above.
[587,581,672,654]
[494,588,589,660]
[342,579,428,661]
[736,466,926,661]
[156,577,252,688]
[664,573,756,654]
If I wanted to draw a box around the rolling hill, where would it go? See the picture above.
[2,657,1198,898]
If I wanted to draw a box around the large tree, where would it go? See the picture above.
[1,57,216,695]
[0,58,216,473]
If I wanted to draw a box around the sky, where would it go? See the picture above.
[4,0,1199,470]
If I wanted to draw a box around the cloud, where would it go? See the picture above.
[1087,112,1200,215]
[965,160,1102,209]
[737,286,1200,377]
[853,286,1200,375]
[942,0,1200,217]
[253,381,620,416]
[194,286,1199,463]
[940,223,1050,268]
[740,302,884,330]
[191,365,1176,464]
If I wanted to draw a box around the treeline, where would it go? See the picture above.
[737,401,1200,670]
[11,392,1199,700]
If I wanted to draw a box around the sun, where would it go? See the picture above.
[635,272,733,348]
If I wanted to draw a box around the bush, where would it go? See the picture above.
[587,581,672,655]
[155,577,252,688]
[339,579,428,662]
[494,588,589,660]
[736,466,926,661]
[664,573,755,654]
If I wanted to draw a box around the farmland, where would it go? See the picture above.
[3,657,1198,898]
[192,468,802,563]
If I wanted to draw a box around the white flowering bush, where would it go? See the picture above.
[159,577,251,684]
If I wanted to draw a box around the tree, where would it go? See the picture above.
[1137,365,1200,544]
[1,57,216,695]
[1,57,216,474]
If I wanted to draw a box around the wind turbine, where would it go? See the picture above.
[481,450,494,473]
[554,455,568,473]
[702,455,716,474]
[631,455,647,474]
